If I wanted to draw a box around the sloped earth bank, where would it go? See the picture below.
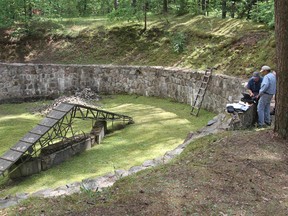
[71,130,288,216]
[0,16,274,77]
[3,129,288,215]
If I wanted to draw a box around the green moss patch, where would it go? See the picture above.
[0,95,214,196]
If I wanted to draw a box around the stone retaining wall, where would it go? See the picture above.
[0,63,246,113]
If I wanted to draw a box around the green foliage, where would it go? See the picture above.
[9,19,63,40]
[0,0,277,29]
[80,182,99,198]
[250,0,274,28]
[170,32,186,53]
[107,0,148,22]
[108,6,140,22]
[174,0,189,16]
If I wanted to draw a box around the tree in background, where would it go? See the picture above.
[250,0,274,28]
[274,0,288,139]
[230,1,236,18]
[222,0,227,18]
[176,0,189,16]
[77,0,92,16]
[0,0,277,28]
[163,0,168,13]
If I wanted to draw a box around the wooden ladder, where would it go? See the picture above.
[190,68,213,117]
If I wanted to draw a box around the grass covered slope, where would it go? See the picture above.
[0,95,214,196]
[0,102,45,156]
[0,15,274,77]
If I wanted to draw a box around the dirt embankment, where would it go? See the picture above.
[0,24,162,65]
[73,130,288,216]
[0,17,274,77]
[4,130,287,215]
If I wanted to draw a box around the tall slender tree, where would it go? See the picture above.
[274,0,288,139]
[231,1,236,18]
[114,0,118,10]
[163,0,168,13]
[222,0,227,18]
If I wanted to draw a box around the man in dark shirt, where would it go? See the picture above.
[246,71,263,97]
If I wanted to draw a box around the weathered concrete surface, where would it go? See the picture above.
[0,63,245,113]
[9,158,42,179]
[9,137,96,179]
[41,137,94,171]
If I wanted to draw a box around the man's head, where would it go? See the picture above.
[260,65,271,76]
[252,71,260,82]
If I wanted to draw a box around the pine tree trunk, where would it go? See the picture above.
[114,0,118,10]
[198,0,201,14]
[83,0,87,15]
[222,0,227,18]
[202,0,206,14]
[163,0,168,13]
[206,0,209,16]
[231,1,235,18]
[274,0,288,139]
[131,0,137,7]
[24,0,27,20]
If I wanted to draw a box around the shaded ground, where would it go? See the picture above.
[3,129,288,215]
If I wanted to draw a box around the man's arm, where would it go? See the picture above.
[258,76,269,97]
[246,79,254,96]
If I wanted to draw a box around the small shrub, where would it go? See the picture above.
[170,32,186,53]
[250,0,274,28]
[10,19,63,40]
[80,182,97,198]
[174,0,189,16]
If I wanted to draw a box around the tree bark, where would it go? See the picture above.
[202,0,206,14]
[231,1,235,18]
[114,0,118,10]
[206,0,209,16]
[141,2,148,33]
[163,0,168,13]
[198,0,201,14]
[24,0,27,20]
[222,0,227,18]
[274,0,288,139]
[83,0,88,15]
[131,0,137,8]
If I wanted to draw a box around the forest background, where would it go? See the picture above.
[0,0,274,28]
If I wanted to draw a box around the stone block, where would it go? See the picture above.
[128,166,146,175]
[90,121,106,144]
[9,158,41,179]
[41,138,91,171]
[114,169,129,178]
[235,104,257,129]
[142,160,156,167]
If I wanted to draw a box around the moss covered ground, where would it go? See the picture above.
[0,95,214,196]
